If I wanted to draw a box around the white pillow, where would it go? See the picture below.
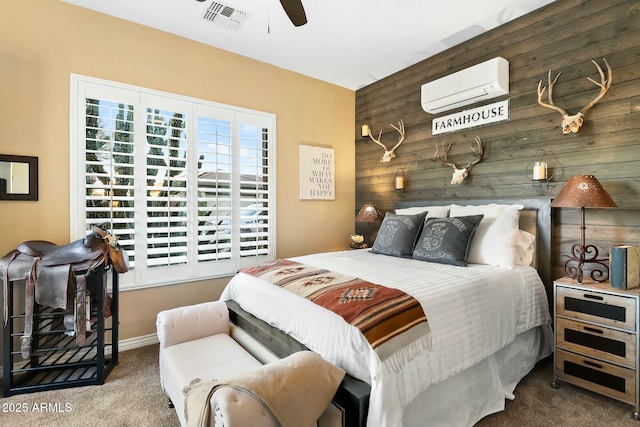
[395,205,451,219]
[449,203,523,268]
[515,229,536,266]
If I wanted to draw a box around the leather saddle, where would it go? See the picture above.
[1,226,125,359]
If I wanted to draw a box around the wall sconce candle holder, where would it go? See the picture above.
[526,149,556,191]
[361,117,371,143]
[394,168,406,195]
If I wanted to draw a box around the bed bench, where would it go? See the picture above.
[226,300,370,427]
[156,300,352,427]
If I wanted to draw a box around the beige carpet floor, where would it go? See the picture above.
[0,344,179,427]
[1,345,638,427]
[476,357,638,427]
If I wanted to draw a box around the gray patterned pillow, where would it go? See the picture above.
[371,211,427,258]
[412,214,484,266]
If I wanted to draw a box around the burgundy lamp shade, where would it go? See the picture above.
[355,204,383,222]
[551,175,617,208]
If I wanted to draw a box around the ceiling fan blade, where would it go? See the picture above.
[279,0,307,26]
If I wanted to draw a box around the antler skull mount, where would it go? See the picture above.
[537,58,612,134]
[433,136,484,185]
[369,120,405,162]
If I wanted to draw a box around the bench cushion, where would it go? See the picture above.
[161,333,262,427]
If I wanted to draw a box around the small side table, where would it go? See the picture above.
[553,277,640,419]
[349,243,369,250]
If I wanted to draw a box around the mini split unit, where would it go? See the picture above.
[421,57,509,114]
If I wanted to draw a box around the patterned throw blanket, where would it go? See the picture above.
[239,259,430,360]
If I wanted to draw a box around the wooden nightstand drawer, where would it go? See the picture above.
[556,317,636,368]
[555,349,635,405]
[556,285,637,331]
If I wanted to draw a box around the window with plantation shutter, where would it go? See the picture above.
[70,75,276,290]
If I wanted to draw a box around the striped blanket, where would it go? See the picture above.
[239,259,430,360]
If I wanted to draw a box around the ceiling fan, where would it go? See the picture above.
[196,0,307,28]
[279,0,307,26]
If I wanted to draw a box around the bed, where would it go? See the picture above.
[220,198,554,427]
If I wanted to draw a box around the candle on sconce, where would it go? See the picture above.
[394,168,406,194]
[361,123,370,137]
[533,161,547,180]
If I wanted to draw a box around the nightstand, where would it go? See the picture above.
[553,277,640,419]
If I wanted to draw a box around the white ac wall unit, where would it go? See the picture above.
[421,57,509,114]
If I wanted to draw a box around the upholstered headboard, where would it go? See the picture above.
[394,198,553,296]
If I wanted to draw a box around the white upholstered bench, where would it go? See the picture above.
[156,300,344,427]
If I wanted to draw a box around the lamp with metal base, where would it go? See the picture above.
[355,203,383,247]
[551,175,617,283]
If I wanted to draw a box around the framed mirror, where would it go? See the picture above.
[0,155,38,201]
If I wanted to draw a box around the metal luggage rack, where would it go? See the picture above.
[2,265,119,396]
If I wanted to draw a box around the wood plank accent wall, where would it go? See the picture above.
[355,0,640,283]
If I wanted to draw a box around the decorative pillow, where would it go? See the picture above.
[449,204,523,268]
[515,229,536,266]
[412,215,484,266]
[185,351,345,427]
[371,211,427,258]
[395,205,451,219]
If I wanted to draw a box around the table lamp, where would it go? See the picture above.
[551,175,617,283]
[355,203,383,246]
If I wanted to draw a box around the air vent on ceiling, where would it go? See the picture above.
[202,2,248,31]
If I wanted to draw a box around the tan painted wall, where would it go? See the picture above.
[0,0,355,360]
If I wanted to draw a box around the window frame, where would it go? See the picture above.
[69,74,277,290]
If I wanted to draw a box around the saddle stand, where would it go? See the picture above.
[1,226,125,359]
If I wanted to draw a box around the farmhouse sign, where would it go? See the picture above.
[432,99,509,135]
[299,144,335,200]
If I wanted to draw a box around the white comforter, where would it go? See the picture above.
[221,250,552,427]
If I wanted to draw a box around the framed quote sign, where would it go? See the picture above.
[299,144,335,200]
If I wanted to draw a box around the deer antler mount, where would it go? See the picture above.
[432,136,484,185]
[537,58,612,134]
[369,120,405,162]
